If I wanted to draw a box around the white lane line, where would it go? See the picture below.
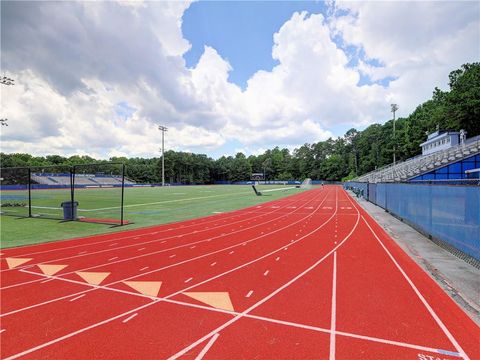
[361,215,470,360]
[243,312,456,357]
[108,257,118,261]
[210,262,217,267]
[184,277,193,283]
[2,190,326,324]
[263,270,269,276]
[78,251,87,255]
[40,278,53,284]
[122,313,138,324]
[140,266,149,271]
[167,189,362,360]
[329,251,337,360]
[69,294,86,302]
[0,191,276,263]
[246,290,254,298]
[195,333,220,360]
[4,301,158,360]
[3,197,304,286]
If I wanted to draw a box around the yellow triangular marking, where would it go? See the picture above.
[6,257,33,269]
[75,271,110,285]
[38,264,68,276]
[124,281,162,297]
[183,292,234,312]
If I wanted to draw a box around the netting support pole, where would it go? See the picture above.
[71,166,75,221]
[121,164,125,226]
[28,167,32,217]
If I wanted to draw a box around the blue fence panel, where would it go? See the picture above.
[383,184,479,260]
[376,183,387,209]
[343,181,479,260]
[430,186,479,259]
[368,183,377,204]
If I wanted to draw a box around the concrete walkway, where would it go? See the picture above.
[349,192,480,325]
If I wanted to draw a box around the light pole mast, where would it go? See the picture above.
[391,103,399,166]
[158,125,168,186]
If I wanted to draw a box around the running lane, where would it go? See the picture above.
[2,186,477,360]
[0,188,334,358]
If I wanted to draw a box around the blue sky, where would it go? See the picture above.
[183,1,328,89]
[2,1,478,159]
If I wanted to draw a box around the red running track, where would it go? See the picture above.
[0,186,478,359]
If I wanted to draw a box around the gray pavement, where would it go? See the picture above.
[348,192,480,325]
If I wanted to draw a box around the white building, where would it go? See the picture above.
[420,130,461,155]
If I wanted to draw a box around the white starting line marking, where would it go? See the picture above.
[210,262,217,267]
[137,248,146,251]
[161,241,167,244]
[69,294,86,302]
[140,266,149,271]
[275,257,280,261]
[263,270,270,276]
[169,254,176,258]
[184,277,193,283]
[229,251,235,255]
[190,246,196,249]
[195,333,220,360]
[246,290,254,298]
[122,313,138,324]
[323,207,333,209]
[108,257,118,261]
[0,329,5,333]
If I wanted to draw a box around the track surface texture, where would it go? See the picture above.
[1,186,478,359]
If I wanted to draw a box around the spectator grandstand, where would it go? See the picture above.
[32,173,135,186]
[355,133,480,183]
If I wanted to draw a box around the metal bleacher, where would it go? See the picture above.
[356,137,480,183]
[32,174,136,186]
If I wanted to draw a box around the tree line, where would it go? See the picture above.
[1,63,478,183]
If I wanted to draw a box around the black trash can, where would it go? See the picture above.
[61,201,78,220]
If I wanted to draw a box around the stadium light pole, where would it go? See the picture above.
[391,103,399,166]
[159,125,168,186]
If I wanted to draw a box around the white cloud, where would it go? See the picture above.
[1,1,478,159]
[329,1,480,116]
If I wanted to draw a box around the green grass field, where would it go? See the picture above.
[0,185,304,248]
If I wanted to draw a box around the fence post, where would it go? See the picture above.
[121,164,125,226]
[71,166,75,220]
[28,167,32,217]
